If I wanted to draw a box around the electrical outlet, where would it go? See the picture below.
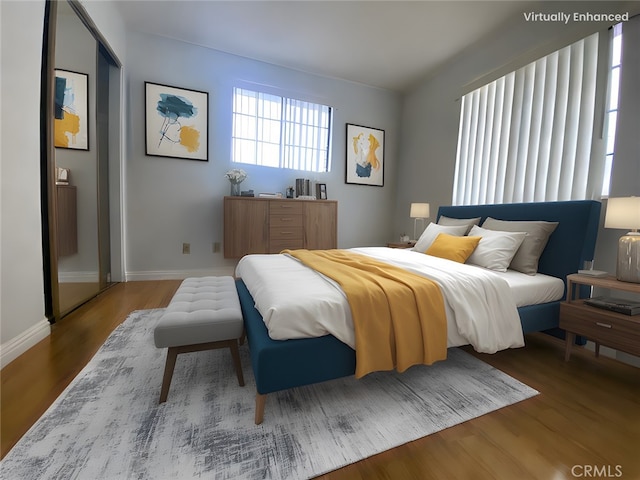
[182,243,190,254]
[213,242,220,253]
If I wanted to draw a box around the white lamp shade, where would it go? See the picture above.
[605,197,640,230]
[410,203,430,219]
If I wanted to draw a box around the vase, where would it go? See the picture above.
[230,183,241,196]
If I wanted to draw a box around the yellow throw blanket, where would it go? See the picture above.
[283,249,447,378]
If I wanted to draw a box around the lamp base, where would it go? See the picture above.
[616,233,640,283]
[413,218,426,242]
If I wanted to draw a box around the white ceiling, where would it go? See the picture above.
[113,0,536,92]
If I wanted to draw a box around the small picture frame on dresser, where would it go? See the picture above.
[316,183,327,200]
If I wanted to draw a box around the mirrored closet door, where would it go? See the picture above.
[45,0,121,320]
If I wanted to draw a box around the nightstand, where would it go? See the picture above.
[560,273,640,361]
[387,242,416,249]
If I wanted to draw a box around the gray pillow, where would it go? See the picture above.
[437,216,481,235]
[481,217,558,274]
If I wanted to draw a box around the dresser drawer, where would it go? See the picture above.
[270,201,303,215]
[269,226,304,241]
[270,214,303,228]
[269,238,304,253]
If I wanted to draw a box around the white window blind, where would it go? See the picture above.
[232,87,332,172]
[453,33,601,205]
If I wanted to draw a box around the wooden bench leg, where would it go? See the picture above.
[159,347,178,403]
[255,393,267,425]
[229,340,245,387]
[159,340,245,403]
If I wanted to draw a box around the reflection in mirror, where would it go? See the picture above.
[54,0,102,315]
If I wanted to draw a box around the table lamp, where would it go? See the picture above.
[410,203,430,241]
[604,196,640,283]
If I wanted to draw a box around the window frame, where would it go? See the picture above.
[231,86,333,173]
[601,23,623,198]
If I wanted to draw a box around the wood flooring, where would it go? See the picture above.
[2,280,639,479]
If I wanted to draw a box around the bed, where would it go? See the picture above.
[235,200,601,423]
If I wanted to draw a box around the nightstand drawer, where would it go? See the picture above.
[562,274,640,361]
[560,303,640,356]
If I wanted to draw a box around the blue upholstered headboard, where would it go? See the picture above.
[437,200,602,283]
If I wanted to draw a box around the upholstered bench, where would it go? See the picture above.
[154,276,245,402]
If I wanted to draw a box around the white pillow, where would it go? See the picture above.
[413,223,468,253]
[466,225,527,272]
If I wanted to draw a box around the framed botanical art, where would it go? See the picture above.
[145,82,209,161]
[345,123,384,187]
[54,69,89,150]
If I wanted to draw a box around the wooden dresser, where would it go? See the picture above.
[223,196,337,258]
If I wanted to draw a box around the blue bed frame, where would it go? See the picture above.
[237,200,601,423]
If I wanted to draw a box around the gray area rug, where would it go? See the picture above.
[1,309,538,479]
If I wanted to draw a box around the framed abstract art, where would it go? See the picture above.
[145,82,209,161]
[345,123,384,187]
[54,69,89,150]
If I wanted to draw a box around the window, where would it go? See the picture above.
[602,23,622,197]
[453,33,601,205]
[232,87,332,172]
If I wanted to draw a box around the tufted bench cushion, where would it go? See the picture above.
[154,276,245,402]
[154,276,244,348]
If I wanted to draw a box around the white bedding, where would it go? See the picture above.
[492,269,564,307]
[236,247,562,354]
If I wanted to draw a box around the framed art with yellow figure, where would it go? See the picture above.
[345,123,384,187]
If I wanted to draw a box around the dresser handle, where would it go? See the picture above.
[596,322,612,329]
[280,231,292,235]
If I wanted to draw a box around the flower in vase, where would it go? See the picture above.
[225,168,247,185]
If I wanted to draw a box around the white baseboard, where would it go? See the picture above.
[125,267,235,281]
[0,318,51,369]
[58,271,100,283]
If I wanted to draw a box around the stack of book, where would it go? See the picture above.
[295,178,311,197]
[584,296,640,316]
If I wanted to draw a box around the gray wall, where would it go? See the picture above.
[124,31,402,279]
[1,0,48,354]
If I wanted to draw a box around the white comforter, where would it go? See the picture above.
[236,247,525,353]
